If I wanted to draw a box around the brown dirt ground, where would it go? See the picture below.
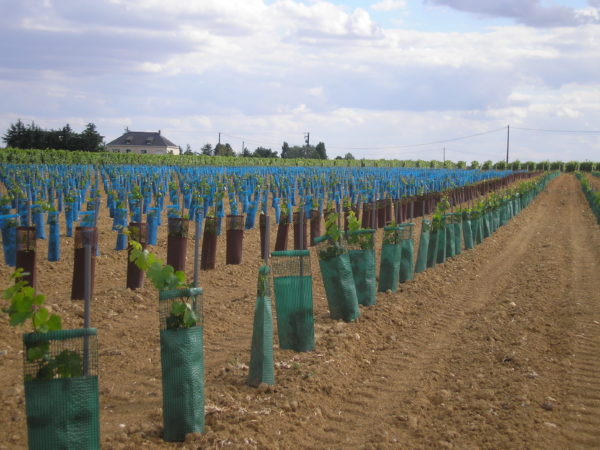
[1,173,600,449]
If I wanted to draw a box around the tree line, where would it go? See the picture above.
[186,141,334,160]
[2,120,104,152]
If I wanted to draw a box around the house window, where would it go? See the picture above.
[125,137,133,144]
[126,149,131,153]
[112,149,120,153]
[141,149,147,154]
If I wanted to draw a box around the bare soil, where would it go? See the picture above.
[1,174,600,449]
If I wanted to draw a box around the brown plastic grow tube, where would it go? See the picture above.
[16,226,36,290]
[200,216,217,270]
[259,214,268,259]
[126,222,146,289]
[274,213,289,251]
[71,226,97,300]
[361,202,376,229]
[226,215,244,265]
[309,209,321,247]
[293,211,308,250]
[167,217,188,272]
[376,199,387,228]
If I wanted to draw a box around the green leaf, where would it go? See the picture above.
[55,350,83,378]
[32,308,49,331]
[47,314,62,331]
[171,301,186,315]
[27,343,48,362]
[174,271,186,284]
[36,362,56,380]
[9,310,31,326]
[183,305,197,328]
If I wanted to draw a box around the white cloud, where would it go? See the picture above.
[371,0,406,12]
[1,0,599,162]
[425,0,600,27]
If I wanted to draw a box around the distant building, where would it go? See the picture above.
[106,130,180,155]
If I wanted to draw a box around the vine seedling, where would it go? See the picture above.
[2,269,83,380]
[129,240,198,329]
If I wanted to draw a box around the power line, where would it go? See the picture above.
[511,126,600,133]
[326,126,507,150]
[211,124,600,155]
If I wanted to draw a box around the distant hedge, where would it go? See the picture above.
[0,147,596,171]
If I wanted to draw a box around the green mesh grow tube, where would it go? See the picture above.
[271,250,315,352]
[415,219,431,273]
[493,210,500,232]
[453,213,462,256]
[435,216,447,264]
[444,214,456,259]
[462,213,473,250]
[346,229,376,306]
[378,226,401,293]
[248,265,275,386]
[482,213,491,239]
[473,216,483,245]
[23,328,100,450]
[158,287,204,442]
[315,236,360,322]
[398,223,415,283]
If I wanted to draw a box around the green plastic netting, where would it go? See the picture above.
[444,214,456,259]
[415,219,431,273]
[462,216,473,250]
[315,236,360,322]
[435,218,447,264]
[346,229,376,306]
[270,251,315,352]
[453,214,462,256]
[23,328,99,450]
[426,229,439,268]
[248,265,275,386]
[398,223,415,283]
[473,217,483,245]
[378,225,401,292]
[158,287,204,441]
[482,213,491,239]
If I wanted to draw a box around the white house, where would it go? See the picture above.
[106,130,180,155]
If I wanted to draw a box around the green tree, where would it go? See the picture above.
[184,144,193,155]
[80,123,104,151]
[343,152,355,160]
[281,142,290,158]
[214,142,235,156]
[481,160,493,170]
[315,142,327,159]
[253,147,278,158]
[469,160,480,170]
[2,119,28,148]
[200,143,213,156]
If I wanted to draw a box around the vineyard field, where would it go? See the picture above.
[1,173,599,448]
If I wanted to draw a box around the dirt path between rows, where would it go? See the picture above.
[1,174,599,449]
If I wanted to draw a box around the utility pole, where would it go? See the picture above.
[218,132,221,145]
[443,147,446,164]
[506,125,510,165]
[242,141,245,155]
[304,132,310,147]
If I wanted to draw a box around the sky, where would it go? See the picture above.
[1,0,599,162]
